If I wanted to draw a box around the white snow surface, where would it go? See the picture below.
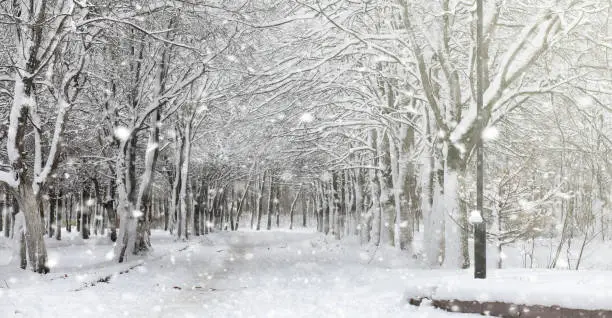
[0,230,475,317]
[405,269,612,311]
[3,229,611,317]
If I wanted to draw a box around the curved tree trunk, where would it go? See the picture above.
[288,184,302,230]
[235,180,251,230]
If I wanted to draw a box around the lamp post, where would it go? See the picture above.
[474,0,487,279]
[471,209,486,278]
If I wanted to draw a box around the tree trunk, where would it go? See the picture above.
[178,117,193,239]
[55,191,62,240]
[378,130,394,246]
[333,172,344,240]
[442,144,463,269]
[229,190,236,231]
[208,190,214,233]
[423,149,445,266]
[399,121,417,249]
[250,191,257,229]
[219,190,226,231]
[77,191,82,233]
[194,195,201,236]
[314,186,323,232]
[81,189,91,240]
[275,185,280,228]
[105,192,117,242]
[103,182,116,240]
[235,182,251,230]
[19,230,27,270]
[48,192,56,239]
[14,183,49,273]
[388,133,405,249]
[170,127,185,238]
[369,130,382,246]
[289,184,302,230]
[202,186,208,234]
[266,173,274,230]
[356,169,369,243]
[101,199,107,236]
[460,195,470,269]
[302,195,308,228]
[346,170,356,237]
[3,190,10,238]
[321,183,330,235]
[164,198,170,231]
[66,194,72,233]
[328,178,336,237]
[115,135,140,262]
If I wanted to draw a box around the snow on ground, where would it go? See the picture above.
[0,229,476,318]
[2,229,611,317]
[408,233,612,311]
[405,268,612,311]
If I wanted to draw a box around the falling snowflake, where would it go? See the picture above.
[114,127,131,142]
[320,171,332,182]
[469,210,483,224]
[300,112,314,123]
[482,126,500,141]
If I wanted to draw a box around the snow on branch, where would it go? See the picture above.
[0,169,18,188]
[451,11,563,143]
[485,13,561,109]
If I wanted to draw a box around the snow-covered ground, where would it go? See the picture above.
[2,229,611,317]
[405,268,612,311]
[0,229,476,317]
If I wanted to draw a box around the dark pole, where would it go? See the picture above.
[474,0,487,279]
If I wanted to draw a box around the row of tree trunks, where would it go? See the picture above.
[0,171,418,253]
[2,164,424,254]
[1,186,123,242]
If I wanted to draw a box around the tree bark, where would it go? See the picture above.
[442,145,463,269]
[266,173,274,230]
[369,129,382,246]
[48,191,56,239]
[275,185,281,228]
[66,194,73,233]
[3,190,9,238]
[13,182,49,273]
[55,191,62,240]
[302,194,309,228]
[289,184,302,230]
[235,180,251,230]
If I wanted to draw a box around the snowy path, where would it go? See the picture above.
[0,230,476,317]
[152,231,477,317]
